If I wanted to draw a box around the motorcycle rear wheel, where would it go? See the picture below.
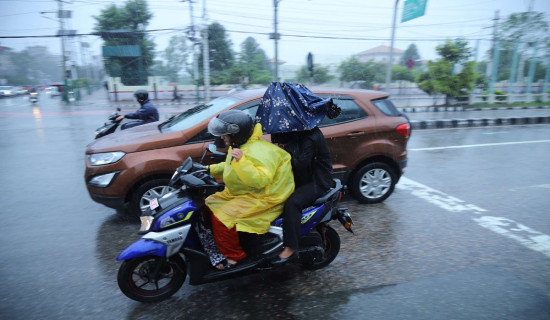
[301,225,340,270]
[117,255,186,303]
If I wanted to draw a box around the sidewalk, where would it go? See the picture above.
[403,105,550,130]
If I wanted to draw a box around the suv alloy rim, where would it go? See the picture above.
[359,168,392,199]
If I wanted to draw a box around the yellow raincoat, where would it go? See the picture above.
[205,123,295,234]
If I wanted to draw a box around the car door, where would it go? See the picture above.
[317,96,378,174]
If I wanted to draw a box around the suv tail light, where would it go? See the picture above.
[396,123,410,138]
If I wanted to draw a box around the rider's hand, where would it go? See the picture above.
[231,148,243,162]
[116,116,124,121]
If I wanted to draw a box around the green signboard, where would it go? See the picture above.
[102,45,141,57]
[401,0,427,23]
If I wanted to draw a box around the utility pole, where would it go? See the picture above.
[201,0,210,102]
[182,0,200,103]
[271,0,282,81]
[488,10,500,96]
[58,0,68,102]
[385,0,399,92]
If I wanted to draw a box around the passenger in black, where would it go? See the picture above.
[270,126,335,265]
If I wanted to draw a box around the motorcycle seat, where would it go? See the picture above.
[312,179,342,205]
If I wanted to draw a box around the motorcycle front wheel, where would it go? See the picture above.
[301,225,341,270]
[117,255,186,303]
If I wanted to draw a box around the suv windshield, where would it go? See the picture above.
[159,96,241,134]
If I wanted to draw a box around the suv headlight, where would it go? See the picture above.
[88,152,125,166]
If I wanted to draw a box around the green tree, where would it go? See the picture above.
[160,35,190,82]
[399,43,421,67]
[199,22,235,85]
[231,37,271,86]
[295,64,333,85]
[392,65,416,82]
[491,11,550,83]
[417,39,478,105]
[93,0,154,85]
[338,56,385,89]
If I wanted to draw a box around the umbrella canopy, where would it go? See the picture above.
[255,82,337,134]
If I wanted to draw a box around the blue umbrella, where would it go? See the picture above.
[255,82,339,134]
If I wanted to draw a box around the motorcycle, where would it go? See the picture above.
[29,92,38,103]
[116,144,354,303]
[94,108,122,139]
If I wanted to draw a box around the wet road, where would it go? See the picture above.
[1,93,549,319]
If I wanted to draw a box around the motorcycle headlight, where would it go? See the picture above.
[88,152,125,166]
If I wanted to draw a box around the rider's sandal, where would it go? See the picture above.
[216,259,236,270]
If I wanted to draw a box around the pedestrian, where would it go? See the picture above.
[172,86,181,103]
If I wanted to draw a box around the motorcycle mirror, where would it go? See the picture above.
[208,144,218,153]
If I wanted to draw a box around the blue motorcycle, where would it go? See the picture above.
[116,145,353,303]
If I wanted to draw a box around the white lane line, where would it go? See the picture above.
[474,216,550,257]
[397,177,550,258]
[397,177,487,214]
[409,139,550,151]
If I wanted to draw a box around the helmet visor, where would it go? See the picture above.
[208,117,230,136]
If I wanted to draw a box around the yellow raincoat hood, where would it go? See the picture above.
[206,123,295,234]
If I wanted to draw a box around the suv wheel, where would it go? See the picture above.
[129,179,175,216]
[350,162,396,204]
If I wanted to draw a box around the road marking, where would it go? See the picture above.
[409,139,550,151]
[397,177,487,214]
[397,177,550,258]
[474,216,550,257]
[509,184,550,192]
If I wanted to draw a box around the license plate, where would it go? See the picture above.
[150,197,159,210]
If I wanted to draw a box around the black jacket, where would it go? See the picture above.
[125,99,159,123]
[274,127,334,191]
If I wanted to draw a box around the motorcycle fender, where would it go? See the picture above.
[116,239,167,261]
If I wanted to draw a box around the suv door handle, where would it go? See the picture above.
[347,131,365,136]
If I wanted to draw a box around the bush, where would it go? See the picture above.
[482,89,507,101]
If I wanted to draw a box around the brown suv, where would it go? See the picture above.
[85,87,410,215]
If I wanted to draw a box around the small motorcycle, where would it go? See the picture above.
[116,144,354,303]
[95,108,122,139]
[29,92,38,103]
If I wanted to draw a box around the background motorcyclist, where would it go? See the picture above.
[116,89,159,129]
[205,110,295,269]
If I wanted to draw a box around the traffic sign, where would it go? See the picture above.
[401,0,427,23]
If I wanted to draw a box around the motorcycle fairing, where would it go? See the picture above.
[118,224,193,260]
[152,200,199,232]
[271,204,326,236]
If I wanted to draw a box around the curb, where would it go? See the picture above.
[402,105,550,113]
[411,116,550,130]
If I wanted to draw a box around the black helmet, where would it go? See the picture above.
[134,89,149,104]
[208,110,254,147]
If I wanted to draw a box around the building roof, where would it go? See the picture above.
[356,45,404,55]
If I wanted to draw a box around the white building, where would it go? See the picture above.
[355,45,405,64]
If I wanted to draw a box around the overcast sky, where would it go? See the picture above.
[1,0,549,67]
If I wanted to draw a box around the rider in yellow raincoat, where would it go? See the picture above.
[205,110,294,268]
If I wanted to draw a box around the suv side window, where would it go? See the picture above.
[185,102,261,144]
[372,98,401,116]
[319,98,367,126]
